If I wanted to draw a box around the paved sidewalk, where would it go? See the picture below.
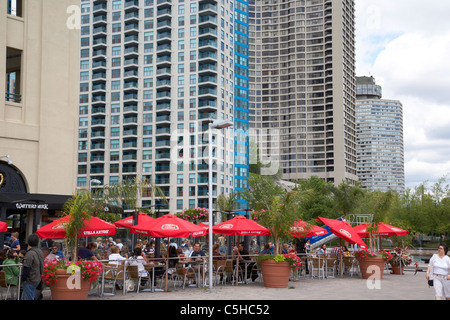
[85,268,433,301]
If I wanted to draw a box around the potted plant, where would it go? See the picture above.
[251,192,303,288]
[389,247,412,275]
[356,191,393,280]
[355,250,392,280]
[256,253,302,287]
[41,191,104,300]
[42,260,103,300]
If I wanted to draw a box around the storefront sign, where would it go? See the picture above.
[15,203,49,210]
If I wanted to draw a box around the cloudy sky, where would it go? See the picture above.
[355,0,450,190]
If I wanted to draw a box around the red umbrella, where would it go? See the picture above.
[130,214,207,238]
[114,212,154,229]
[198,222,209,230]
[353,222,409,238]
[212,215,271,236]
[316,217,367,250]
[36,215,117,239]
[0,221,7,233]
[290,219,328,238]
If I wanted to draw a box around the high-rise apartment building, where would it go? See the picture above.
[77,0,249,213]
[248,0,357,185]
[356,76,405,193]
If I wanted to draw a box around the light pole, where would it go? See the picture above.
[89,179,101,192]
[208,119,233,291]
[0,154,12,165]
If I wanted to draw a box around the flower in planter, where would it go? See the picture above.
[389,247,412,266]
[176,207,209,223]
[257,253,302,270]
[355,250,392,262]
[42,260,103,285]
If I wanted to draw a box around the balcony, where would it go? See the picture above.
[123,105,138,114]
[93,3,107,14]
[157,0,172,9]
[198,99,217,111]
[155,92,171,103]
[199,3,217,15]
[157,8,171,19]
[156,20,172,31]
[124,35,139,45]
[198,15,217,27]
[124,23,139,35]
[91,95,106,106]
[124,0,139,12]
[198,27,217,40]
[93,26,107,37]
[91,106,106,115]
[156,55,171,67]
[124,46,139,57]
[198,51,217,63]
[157,32,172,44]
[198,40,217,51]
[92,38,107,49]
[198,88,217,99]
[198,75,217,87]
[124,70,139,80]
[92,60,107,71]
[123,81,139,92]
[93,15,107,26]
[92,83,106,93]
[91,118,106,127]
[124,11,139,23]
[157,44,171,53]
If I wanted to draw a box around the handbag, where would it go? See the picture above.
[428,279,433,287]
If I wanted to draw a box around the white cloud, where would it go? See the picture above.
[355,0,450,190]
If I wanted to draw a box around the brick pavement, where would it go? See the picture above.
[81,267,433,301]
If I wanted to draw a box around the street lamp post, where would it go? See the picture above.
[208,119,233,291]
[89,179,101,192]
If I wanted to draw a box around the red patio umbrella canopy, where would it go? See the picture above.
[114,212,154,229]
[291,219,328,238]
[36,215,117,239]
[130,214,207,238]
[353,222,409,238]
[212,215,271,236]
[0,221,7,233]
[316,217,367,250]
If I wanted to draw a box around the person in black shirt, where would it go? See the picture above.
[233,242,258,282]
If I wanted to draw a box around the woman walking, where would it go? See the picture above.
[426,243,450,300]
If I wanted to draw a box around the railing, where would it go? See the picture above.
[5,93,22,103]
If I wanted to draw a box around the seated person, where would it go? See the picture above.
[232,242,258,282]
[108,245,127,265]
[188,243,206,274]
[260,243,271,255]
[78,242,98,261]
[3,250,20,286]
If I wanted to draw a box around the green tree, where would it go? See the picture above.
[327,181,364,220]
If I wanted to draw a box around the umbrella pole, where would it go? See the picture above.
[235,249,240,286]
[165,237,169,292]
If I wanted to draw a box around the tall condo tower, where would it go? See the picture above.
[248,0,357,185]
[77,0,249,213]
[356,76,405,193]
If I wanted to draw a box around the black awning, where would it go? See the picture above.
[0,192,72,210]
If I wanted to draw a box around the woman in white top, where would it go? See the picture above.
[426,243,450,300]
[108,245,127,265]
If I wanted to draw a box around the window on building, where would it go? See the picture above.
[5,47,22,103]
[7,0,23,17]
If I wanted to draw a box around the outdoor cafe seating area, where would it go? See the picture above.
[86,248,370,298]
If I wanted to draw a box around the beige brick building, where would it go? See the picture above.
[0,0,79,238]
